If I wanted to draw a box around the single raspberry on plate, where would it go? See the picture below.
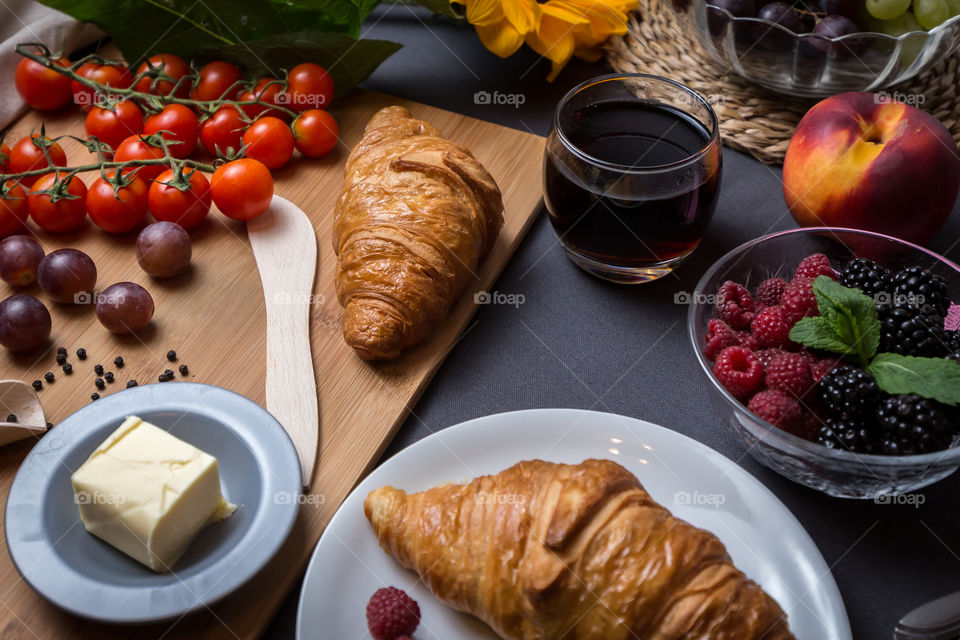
[755,277,788,307]
[794,253,836,281]
[367,587,420,640]
[750,306,792,349]
[713,346,764,399]
[781,277,819,327]
[716,280,755,329]
[747,389,810,436]
[704,319,739,360]
[764,352,813,398]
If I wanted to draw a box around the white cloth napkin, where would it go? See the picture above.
[1,0,103,130]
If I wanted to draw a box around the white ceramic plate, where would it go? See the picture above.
[297,409,851,640]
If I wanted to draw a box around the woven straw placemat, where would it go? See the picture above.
[604,0,960,164]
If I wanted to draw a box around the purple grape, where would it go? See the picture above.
[812,15,863,57]
[758,2,804,30]
[96,282,154,334]
[37,249,97,304]
[707,0,757,33]
[0,294,51,352]
[818,0,860,18]
[136,222,192,278]
[0,235,44,288]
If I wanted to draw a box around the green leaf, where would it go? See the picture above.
[867,353,960,406]
[812,276,880,365]
[789,316,853,354]
[411,0,466,19]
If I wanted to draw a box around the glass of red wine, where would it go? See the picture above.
[544,74,722,283]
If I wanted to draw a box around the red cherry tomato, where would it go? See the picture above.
[144,104,199,159]
[211,159,274,221]
[191,61,244,102]
[134,54,190,98]
[148,168,211,229]
[85,101,144,150]
[238,77,286,120]
[241,117,294,170]
[8,135,68,188]
[27,172,87,232]
[86,171,149,233]
[286,63,334,112]
[0,182,29,237]
[292,109,338,158]
[15,56,72,111]
[1,142,10,172]
[72,61,132,110]
[114,135,168,183]
[199,105,246,158]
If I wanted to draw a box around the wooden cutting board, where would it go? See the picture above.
[0,90,544,638]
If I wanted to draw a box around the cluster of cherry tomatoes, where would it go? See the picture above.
[3,50,340,238]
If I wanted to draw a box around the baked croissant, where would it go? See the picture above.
[364,458,795,640]
[333,105,504,360]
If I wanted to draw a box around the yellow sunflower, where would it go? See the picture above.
[456,0,638,80]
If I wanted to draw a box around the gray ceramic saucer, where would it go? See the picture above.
[5,382,301,624]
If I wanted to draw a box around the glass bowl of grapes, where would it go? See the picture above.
[679,0,960,96]
[689,227,960,498]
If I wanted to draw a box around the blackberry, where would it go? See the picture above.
[892,266,948,315]
[948,330,960,352]
[880,304,948,357]
[815,416,875,453]
[839,258,892,301]
[817,365,879,420]
[874,394,957,455]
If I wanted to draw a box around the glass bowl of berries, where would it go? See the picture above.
[690,227,960,498]
[677,0,960,96]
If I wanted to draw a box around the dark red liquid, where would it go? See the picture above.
[544,101,721,268]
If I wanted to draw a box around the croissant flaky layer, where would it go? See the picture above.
[333,105,504,360]
[364,458,795,640]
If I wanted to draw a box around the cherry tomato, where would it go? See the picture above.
[144,104,199,159]
[238,77,286,120]
[148,168,211,229]
[286,63,334,112]
[114,135,168,183]
[292,109,338,158]
[1,142,10,172]
[191,61,244,102]
[85,101,144,150]
[86,171,149,233]
[72,61,132,110]
[242,117,294,170]
[27,173,87,232]
[8,135,68,188]
[0,182,29,237]
[134,54,190,98]
[198,106,246,158]
[15,56,72,111]
[211,159,273,221]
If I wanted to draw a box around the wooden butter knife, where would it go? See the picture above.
[248,196,319,487]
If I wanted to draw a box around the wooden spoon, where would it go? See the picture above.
[248,196,319,487]
[0,380,47,446]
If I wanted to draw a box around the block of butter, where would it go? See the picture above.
[71,415,236,572]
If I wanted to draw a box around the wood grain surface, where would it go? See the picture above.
[0,89,545,638]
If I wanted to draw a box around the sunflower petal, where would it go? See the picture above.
[476,20,527,58]
[501,0,540,34]
[462,0,505,27]
[526,14,577,81]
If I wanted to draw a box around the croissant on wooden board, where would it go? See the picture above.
[333,105,505,360]
[364,458,795,640]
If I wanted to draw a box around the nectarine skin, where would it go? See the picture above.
[783,91,959,246]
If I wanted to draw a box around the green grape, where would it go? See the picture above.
[915,0,950,28]
[946,0,960,17]
[882,9,925,34]
[866,0,911,20]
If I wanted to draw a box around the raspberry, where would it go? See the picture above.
[755,348,788,369]
[736,331,760,351]
[809,357,842,382]
[367,587,420,640]
[704,319,739,360]
[794,253,836,281]
[750,306,792,348]
[764,352,813,398]
[713,346,764,399]
[747,389,809,436]
[781,277,819,327]
[755,278,788,307]
[716,281,755,329]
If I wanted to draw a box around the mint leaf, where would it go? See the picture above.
[867,353,960,406]
[789,317,852,353]
[812,276,880,365]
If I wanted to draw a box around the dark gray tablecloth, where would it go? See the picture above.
[264,5,960,639]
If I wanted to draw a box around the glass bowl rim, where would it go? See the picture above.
[552,72,721,175]
[688,226,960,467]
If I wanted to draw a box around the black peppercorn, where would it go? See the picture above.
[44,372,54,383]
[46,422,53,430]
[114,356,124,368]
[62,363,73,374]
[91,393,100,401]
[164,369,174,378]
[159,373,170,382]
[32,380,42,391]
[6,414,17,423]
[104,372,114,383]
[94,364,104,376]
[76,348,87,360]
[56,352,66,365]
[56,346,66,356]
[126,380,138,388]
[166,350,177,362]
[178,364,189,376]
[95,377,105,390]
